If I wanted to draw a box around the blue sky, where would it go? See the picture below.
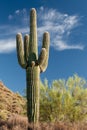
[0,0,87,94]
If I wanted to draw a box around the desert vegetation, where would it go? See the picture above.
[0,116,87,130]
[16,8,50,123]
[0,74,87,129]
[0,81,26,120]
[40,74,87,123]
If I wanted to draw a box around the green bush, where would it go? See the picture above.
[40,74,87,122]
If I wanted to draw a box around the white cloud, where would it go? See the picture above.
[40,6,44,11]
[0,25,28,37]
[8,8,28,26]
[15,10,20,15]
[52,39,84,51]
[15,9,27,15]
[0,7,84,53]
[37,7,84,51]
[0,39,16,53]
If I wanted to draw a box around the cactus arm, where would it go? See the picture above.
[39,32,50,72]
[16,33,27,68]
[24,34,29,62]
[38,48,47,72]
[29,8,38,62]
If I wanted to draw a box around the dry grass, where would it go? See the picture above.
[0,81,26,120]
[0,114,87,130]
[0,81,87,129]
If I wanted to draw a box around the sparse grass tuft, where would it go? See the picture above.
[0,114,87,130]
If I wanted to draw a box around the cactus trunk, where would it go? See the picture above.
[26,66,40,122]
[16,8,50,123]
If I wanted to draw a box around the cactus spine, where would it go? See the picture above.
[16,8,50,123]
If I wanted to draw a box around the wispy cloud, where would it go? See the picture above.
[51,39,84,51]
[15,10,20,15]
[0,8,29,53]
[8,8,29,26]
[0,39,15,53]
[38,7,84,50]
[0,7,84,53]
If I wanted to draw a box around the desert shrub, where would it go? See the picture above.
[40,74,87,122]
[1,74,87,124]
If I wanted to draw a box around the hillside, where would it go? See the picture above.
[0,81,26,120]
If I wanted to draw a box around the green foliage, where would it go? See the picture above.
[0,74,87,123]
[40,74,87,122]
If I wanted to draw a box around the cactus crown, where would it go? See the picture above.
[16,8,50,72]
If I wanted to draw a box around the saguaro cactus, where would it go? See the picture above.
[16,8,50,123]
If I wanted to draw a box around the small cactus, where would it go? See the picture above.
[16,8,50,123]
